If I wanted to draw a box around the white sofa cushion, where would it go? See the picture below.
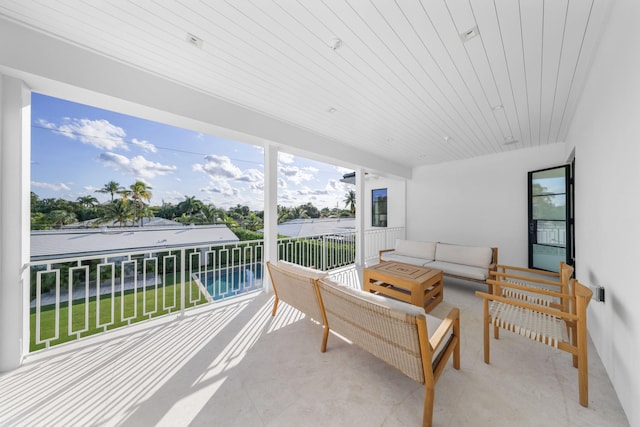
[435,243,493,268]
[428,260,490,281]
[380,252,432,267]
[394,239,436,261]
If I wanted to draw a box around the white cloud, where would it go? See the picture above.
[279,165,313,184]
[83,185,99,193]
[297,186,328,196]
[31,181,71,192]
[235,168,264,184]
[201,179,239,197]
[304,166,320,173]
[193,156,264,194]
[279,152,295,164]
[131,138,157,153]
[326,179,351,192]
[98,152,177,179]
[193,154,243,179]
[39,118,129,151]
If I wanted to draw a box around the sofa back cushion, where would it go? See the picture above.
[274,260,327,280]
[394,239,436,261]
[435,243,493,268]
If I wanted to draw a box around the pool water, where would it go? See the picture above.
[201,263,263,300]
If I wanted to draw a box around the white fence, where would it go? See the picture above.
[28,227,404,352]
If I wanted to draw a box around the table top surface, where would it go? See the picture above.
[365,261,442,283]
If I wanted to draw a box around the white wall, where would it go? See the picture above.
[407,143,566,266]
[364,175,406,230]
[564,1,640,424]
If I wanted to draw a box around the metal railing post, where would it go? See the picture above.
[180,247,185,316]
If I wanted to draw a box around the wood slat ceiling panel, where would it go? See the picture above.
[0,0,609,169]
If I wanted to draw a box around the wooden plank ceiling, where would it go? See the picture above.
[0,0,610,168]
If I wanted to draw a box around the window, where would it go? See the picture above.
[372,188,387,227]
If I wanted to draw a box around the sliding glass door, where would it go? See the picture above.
[528,165,572,272]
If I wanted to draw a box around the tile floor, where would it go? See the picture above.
[0,278,629,426]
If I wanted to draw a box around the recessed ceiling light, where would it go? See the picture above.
[329,38,343,51]
[327,107,337,113]
[460,26,479,43]
[444,136,451,142]
[503,137,518,145]
[492,105,504,111]
[186,33,203,48]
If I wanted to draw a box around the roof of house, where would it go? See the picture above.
[31,225,239,261]
[62,216,183,228]
[269,218,355,238]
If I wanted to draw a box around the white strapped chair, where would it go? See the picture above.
[476,264,592,407]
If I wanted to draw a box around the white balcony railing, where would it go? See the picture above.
[28,227,404,353]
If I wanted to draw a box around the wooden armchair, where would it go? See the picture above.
[477,269,592,407]
[489,262,574,309]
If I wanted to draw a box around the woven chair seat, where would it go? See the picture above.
[489,300,568,348]
[503,280,558,307]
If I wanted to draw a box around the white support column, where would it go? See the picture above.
[355,168,366,286]
[262,143,278,294]
[0,75,30,371]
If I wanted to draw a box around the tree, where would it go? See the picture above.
[76,195,99,208]
[73,195,100,222]
[177,196,203,217]
[95,180,124,202]
[45,209,77,229]
[122,181,153,227]
[100,199,133,227]
[344,190,356,215]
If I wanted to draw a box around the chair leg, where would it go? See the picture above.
[423,385,435,427]
[577,322,589,407]
[453,315,461,369]
[483,299,490,364]
[321,325,329,353]
[570,322,578,368]
[271,296,279,317]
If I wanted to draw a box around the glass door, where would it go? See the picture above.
[528,165,572,272]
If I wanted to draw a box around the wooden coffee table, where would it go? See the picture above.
[363,261,443,313]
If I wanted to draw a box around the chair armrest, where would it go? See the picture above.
[429,308,459,352]
[495,264,560,277]
[379,248,395,259]
[487,278,567,299]
[489,271,563,287]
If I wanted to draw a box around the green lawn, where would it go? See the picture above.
[30,281,207,352]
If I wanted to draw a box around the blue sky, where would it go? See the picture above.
[31,93,353,211]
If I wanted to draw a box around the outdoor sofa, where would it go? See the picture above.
[266,260,461,427]
[380,239,498,287]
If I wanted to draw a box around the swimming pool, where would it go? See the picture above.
[199,263,263,300]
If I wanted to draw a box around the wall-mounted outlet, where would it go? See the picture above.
[591,286,605,303]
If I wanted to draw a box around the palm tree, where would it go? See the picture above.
[95,181,124,202]
[123,181,153,227]
[178,196,203,217]
[100,199,133,227]
[76,195,98,208]
[344,190,356,215]
[277,205,291,224]
[46,209,77,229]
[289,205,309,220]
